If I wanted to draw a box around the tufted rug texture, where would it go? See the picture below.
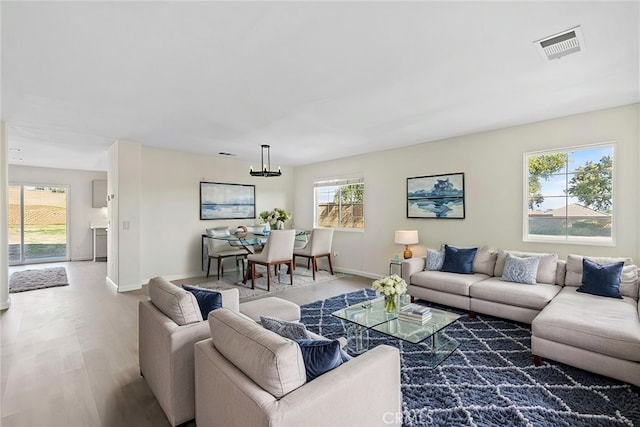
[9,267,69,293]
[300,289,640,426]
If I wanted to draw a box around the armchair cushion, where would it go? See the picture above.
[295,339,344,381]
[209,308,306,398]
[183,285,223,318]
[148,276,202,326]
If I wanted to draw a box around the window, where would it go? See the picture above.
[524,143,614,245]
[314,178,364,230]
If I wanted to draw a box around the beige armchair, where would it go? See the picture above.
[246,229,295,291]
[293,228,334,280]
[195,308,402,427]
[139,277,300,426]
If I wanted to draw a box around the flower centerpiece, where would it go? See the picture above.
[372,274,408,313]
[259,208,291,230]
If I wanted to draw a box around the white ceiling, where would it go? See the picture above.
[2,1,639,171]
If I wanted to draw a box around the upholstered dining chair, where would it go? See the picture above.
[293,228,334,281]
[245,229,295,291]
[206,227,249,279]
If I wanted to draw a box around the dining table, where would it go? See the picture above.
[200,229,310,274]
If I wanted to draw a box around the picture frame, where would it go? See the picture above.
[200,182,256,220]
[407,173,465,219]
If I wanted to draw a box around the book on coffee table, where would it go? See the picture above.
[399,303,432,324]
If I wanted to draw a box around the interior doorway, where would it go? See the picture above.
[8,184,69,264]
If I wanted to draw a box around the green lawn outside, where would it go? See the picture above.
[8,224,67,244]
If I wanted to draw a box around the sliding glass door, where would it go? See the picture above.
[8,184,69,264]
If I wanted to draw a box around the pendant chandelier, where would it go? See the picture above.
[249,144,281,177]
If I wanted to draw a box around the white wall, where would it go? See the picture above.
[8,165,108,261]
[139,146,295,282]
[293,103,640,278]
[1,122,10,310]
[106,140,141,292]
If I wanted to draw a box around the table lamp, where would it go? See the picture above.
[395,230,419,259]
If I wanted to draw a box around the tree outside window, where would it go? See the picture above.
[314,179,364,229]
[525,144,614,244]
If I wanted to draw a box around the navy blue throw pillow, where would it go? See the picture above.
[182,285,223,318]
[295,339,344,381]
[577,258,624,299]
[440,245,478,274]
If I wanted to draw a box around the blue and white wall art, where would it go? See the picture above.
[407,173,465,219]
[200,182,256,220]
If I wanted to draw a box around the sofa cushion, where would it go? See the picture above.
[501,253,540,285]
[532,287,640,362]
[411,270,489,296]
[240,297,301,322]
[470,277,561,310]
[148,276,203,326]
[295,339,344,381]
[441,245,478,274]
[209,308,306,398]
[182,285,223,318]
[424,248,445,271]
[565,254,638,300]
[577,258,624,299]
[494,251,558,285]
[473,246,498,276]
[260,316,310,340]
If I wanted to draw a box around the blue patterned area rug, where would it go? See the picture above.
[300,289,640,426]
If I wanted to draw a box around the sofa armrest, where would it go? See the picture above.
[402,257,425,284]
[195,341,401,427]
[139,300,210,426]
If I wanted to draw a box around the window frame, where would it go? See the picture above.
[313,177,364,231]
[522,142,616,246]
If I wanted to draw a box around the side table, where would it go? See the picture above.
[389,260,402,276]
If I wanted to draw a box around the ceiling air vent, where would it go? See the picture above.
[534,26,585,61]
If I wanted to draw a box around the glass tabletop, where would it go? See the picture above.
[372,307,461,344]
[211,230,309,247]
[331,297,398,328]
[332,297,461,344]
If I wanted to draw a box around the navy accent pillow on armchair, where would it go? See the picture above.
[295,339,344,381]
[577,258,624,299]
[182,285,223,318]
[440,244,478,274]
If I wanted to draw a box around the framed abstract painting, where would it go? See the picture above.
[200,182,256,220]
[407,173,465,219]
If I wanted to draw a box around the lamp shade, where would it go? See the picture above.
[394,230,419,245]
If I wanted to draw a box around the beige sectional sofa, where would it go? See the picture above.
[139,277,301,426]
[402,248,640,387]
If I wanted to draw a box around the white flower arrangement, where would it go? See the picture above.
[259,208,291,226]
[372,274,407,298]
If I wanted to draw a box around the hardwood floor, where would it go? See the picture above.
[1,261,370,426]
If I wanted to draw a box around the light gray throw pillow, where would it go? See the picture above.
[501,253,540,285]
[424,248,445,271]
[260,316,310,340]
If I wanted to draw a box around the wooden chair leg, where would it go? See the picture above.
[307,258,310,269]
[218,256,224,279]
[250,262,256,289]
[311,257,317,281]
[326,254,334,275]
[266,266,271,292]
[207,257,212,278]
[288,260,294,285]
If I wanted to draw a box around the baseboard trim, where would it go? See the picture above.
[333,267,382,280]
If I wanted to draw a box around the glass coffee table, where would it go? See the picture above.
[332,296,461,367]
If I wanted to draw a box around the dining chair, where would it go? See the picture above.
[293,228,334,281]
[205,227,249,279]
[246,230,295,291]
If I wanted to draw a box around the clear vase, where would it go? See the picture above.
[275,220,284,230]
[384,294,398,314]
